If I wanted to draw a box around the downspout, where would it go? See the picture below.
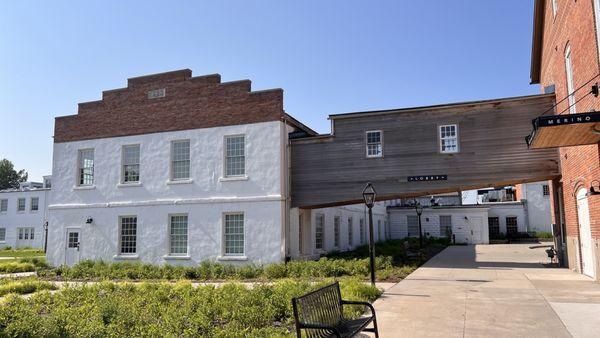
[282,119,291,262]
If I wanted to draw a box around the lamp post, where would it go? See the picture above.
[362,182,377,286]
[43,221,48,254]
[414,200,423,250]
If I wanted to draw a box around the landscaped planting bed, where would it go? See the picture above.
[0,279,380,337]
[41,238,445,282]
[0,248,45,259]
[0,278,56,297]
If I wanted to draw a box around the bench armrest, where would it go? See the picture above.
[297,323,342,338]
[341,300,376,316]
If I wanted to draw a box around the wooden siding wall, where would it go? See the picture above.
[291,95,560,208]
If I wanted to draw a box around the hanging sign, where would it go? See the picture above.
[407,175,447,182]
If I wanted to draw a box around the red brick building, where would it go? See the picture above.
[530,0,600,279]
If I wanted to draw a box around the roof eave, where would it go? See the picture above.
[530,0,545,84]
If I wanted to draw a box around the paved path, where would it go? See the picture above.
[370,244,600,338]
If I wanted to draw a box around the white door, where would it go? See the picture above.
[65,229,81,266]
[577,189,596,278]
[469,217,483,244]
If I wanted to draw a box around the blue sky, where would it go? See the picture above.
[0,1,539,181]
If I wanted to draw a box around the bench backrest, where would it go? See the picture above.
[292,282,344,337]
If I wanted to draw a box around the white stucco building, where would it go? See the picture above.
[46,70,387,267]
[0,178,51,249]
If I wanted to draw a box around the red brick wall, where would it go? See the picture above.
[54,69,285,143]
[537,0,600,273]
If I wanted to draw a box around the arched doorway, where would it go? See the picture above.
[576,188,596,278]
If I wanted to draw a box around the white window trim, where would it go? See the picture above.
[0,199,8,213]
[315,213,326,252]
[169,139,191,182]
[117,215,138,257]
[552,0,558,18]
[166,213,189,258]
[121,144,141,184]
[0,227,6,242]
[220,212,246,258]
[438,124,460,154]
[564,46,577,114]
[30,197,39,212]
[16,198,26,213]
[365,130,384,158]
[333,215,341,249]
[223,134,247,178]
[76,148,95,187]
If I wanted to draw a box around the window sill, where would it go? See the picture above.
[163,255,191,260]
[366,155,383,159]
[117,182,143,188]
[166,179,194,185]
[113,254,139,260]
[73,185,96,190]
[218,176,249,182]
[217,255,248,261]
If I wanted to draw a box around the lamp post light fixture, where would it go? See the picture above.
[414,200,424,250]
[362,182,377,286]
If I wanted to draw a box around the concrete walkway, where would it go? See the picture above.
[370,244,600,338]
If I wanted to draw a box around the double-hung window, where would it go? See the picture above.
[119,216,137,255]
[78,149,94,186]
[171,140,190,180]
[366,131,383,158]
[17,198,25,212]
[122,145,140,183]
[565,46,576,114]
[488,217,500,238]
[348,217,354,246]
[169,214,188,256]
[407,215,419,237]
[506,217,518,235]
[225,135,245,177]
[543,184,550,196]
[333,216,341,248]
[30,197,39,211]
[224,213,244,255]
[0,228,5,242]
[439,124,459,153]
[0,199,7,213]
[315,214,325,250]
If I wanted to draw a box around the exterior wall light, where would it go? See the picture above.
[86,217,93,224]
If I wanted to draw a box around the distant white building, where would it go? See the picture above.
[0,177,51,249]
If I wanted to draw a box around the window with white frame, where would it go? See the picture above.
[439,124,459,153]
[0,228,5,241]
[17,227,34,240]
[506,217,518,235]
[119,216,137,254]
[78,149,94,185]
[30,197,39,211]
[359,218,365,244]
[334,216,341,248]
[366,131,383,157]
[315,214,325,250]
[565,46,576,114]
[0,199,7,212]
[68,232,79,248]
[439,215,452,237]
[225,135,245,177]
[17,198,25,212]
[171,140,190,180]
[169,214,188,255]
[224,213,244,255]
[543,184,550,196]
[122,145,140,183]
[407,215,419,237]
[348,217,354,246]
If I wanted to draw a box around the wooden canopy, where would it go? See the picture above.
[526,112,600,149]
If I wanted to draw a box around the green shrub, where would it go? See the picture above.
[534,231,554,239]
[0,279,56,297]
[0,262,36,273]
[0,279,380,337]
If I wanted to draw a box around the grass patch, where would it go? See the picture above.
[0,258,48,274]
[0,278,56,297]
[0,279,379,337]
[0,248,45,258]
[42,238,445,282]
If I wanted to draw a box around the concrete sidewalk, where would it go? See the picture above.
[370,244,600,338]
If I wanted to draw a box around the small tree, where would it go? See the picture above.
[0,159,28,190]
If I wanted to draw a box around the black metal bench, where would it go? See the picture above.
[292,282,379,338]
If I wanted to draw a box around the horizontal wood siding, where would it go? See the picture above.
[291,95,560,208]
